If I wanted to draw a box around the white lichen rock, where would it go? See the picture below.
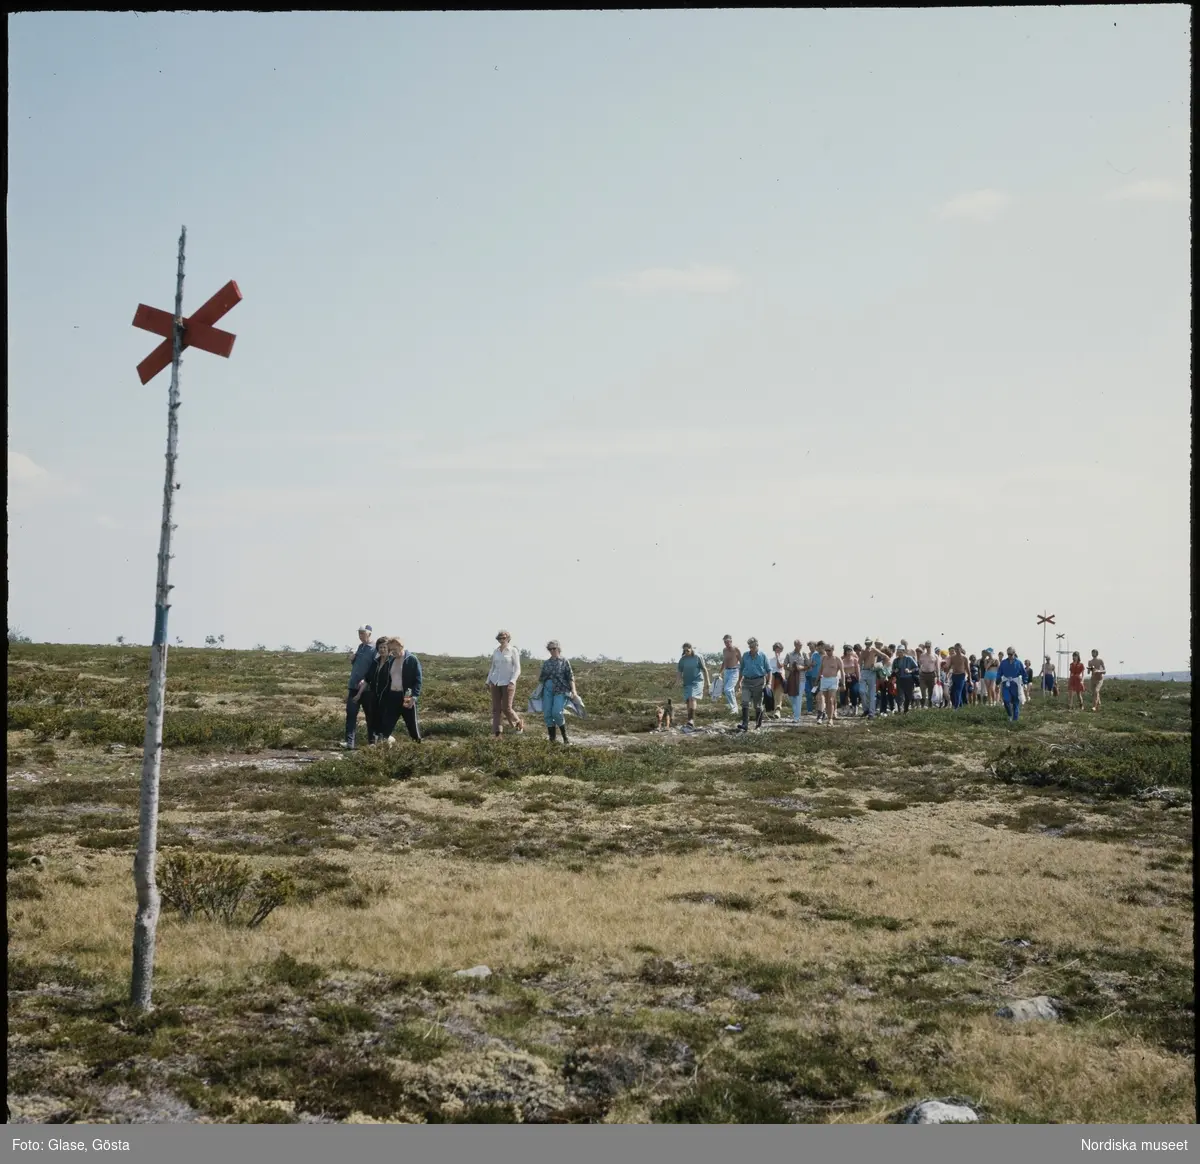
[995,995,1059,1021]
[903,1099,980,1124]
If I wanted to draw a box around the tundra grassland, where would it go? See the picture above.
[7,643,1193,1124]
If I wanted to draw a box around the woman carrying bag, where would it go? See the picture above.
[783,640,806,723]
[536,640,579,744]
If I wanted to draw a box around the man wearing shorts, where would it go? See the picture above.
[720,635,741,713]
[738,637,771,732]
[817,641,844,725]
[1087,650,1106,711]
[1041,657,1058,696]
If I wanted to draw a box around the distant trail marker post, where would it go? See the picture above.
[129,227,241,1011]
[1055,632,1068,694]
[1036,613,1056,700]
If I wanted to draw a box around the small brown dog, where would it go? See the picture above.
[655,699,673,731]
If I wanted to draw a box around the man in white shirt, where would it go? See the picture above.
[486,630,524,736]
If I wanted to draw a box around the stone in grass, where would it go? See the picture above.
[454,965,493,979]
[901,1098,980,1124]
[995,995,1060,1022]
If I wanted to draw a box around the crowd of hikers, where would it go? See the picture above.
[342,624,1108,748]
[685,638,1107,733]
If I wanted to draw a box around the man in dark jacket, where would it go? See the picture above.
[343,624,375,750]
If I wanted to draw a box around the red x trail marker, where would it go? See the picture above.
[1037,614,1056,626]
[132,279,242,384]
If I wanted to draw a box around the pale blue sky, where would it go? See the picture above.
[8,8,1190,671]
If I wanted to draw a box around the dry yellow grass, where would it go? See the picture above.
[23,814,1190,985]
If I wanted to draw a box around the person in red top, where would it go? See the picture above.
[1067,651,1087,711]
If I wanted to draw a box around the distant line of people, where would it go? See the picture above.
[341,623,1109,748]
[696,637,1107,729]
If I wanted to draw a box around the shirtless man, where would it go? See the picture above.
[1041,656,1057,697]
[720,635,741,713]
[947,643,971,709]
[1086,649,1106,711]
[858,639,885,719]
[818,641,845,725]
[842,644,861,716]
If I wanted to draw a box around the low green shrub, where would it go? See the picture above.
[158,851,294,927]
[991,733,1191,796]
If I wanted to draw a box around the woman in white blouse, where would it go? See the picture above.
[486,630,524,736]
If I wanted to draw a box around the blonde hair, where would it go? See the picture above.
[387,637,404,654]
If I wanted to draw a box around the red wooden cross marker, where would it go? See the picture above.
[1037,613,1056,626]
[132,280,242,385]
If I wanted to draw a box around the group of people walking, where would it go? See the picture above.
[342,623,1109,748]
[687,638,1107,729]
[344,626,583,748]
[343,626,424,748]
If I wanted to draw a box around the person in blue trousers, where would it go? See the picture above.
[948,643,970,709]
[538,640,578,744]
[805,642,823,718]
[997,647,1026,723]
[342,623,376,750]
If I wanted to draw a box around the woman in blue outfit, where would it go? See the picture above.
[996,647,1026,722]
[538,640,578,744]
[676,643,710,732]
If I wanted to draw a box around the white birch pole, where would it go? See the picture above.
[130,226,186,1011]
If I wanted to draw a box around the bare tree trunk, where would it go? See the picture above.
[131,226,186,1012]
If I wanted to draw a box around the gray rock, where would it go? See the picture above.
[454,965,492,979]
[903,1099,980,1124]
[27,856,47,870]
[941,955,969,966]
[727,985,762,1003]
[995,995,1059,1022]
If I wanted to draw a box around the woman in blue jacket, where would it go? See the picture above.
[996,647,1026,723]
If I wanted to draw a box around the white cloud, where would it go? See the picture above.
[936,189,1012,223]
[9,451,50,487]
[595,264,743,294]
[7,451,75,504]
[1105,179,1187,203]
